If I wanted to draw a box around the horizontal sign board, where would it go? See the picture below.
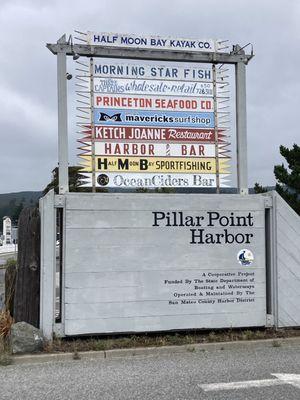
[93,78,215,97]
[80,172,230,188]
[84,142,218,158]
[79,155,230,174]
[94,108,214,128]
[82,126,218,142]
[87,32,221,53]
[91,61,214,81]
[94,94,214,112]
[91,79,229,98]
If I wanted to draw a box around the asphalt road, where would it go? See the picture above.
[0,342,299,399]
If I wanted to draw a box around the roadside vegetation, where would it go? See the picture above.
[44,328,300,354]
[255,143,300,215]
[0,258,16,365]
[0,310,13,365]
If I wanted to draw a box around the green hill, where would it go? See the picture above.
[0,191,42,229]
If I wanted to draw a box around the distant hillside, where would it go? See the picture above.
[0,186,275,232]
[0,191,42,229]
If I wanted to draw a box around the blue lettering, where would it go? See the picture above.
[121,36,147,46]
[198,41,211,49]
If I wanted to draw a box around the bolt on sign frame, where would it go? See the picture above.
[47,34,253,195]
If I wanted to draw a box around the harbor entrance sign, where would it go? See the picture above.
[39,32,300,339]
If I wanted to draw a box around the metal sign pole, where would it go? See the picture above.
[212,64,220,193]
[235,46,248,195]
[57,35,69,194]
[89,57,96,192]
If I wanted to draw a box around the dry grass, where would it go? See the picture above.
[0,310,13,366]
[43,328,300,354]
[3,259,17,314]
[0,310,14,340]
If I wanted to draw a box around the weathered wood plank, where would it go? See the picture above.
[65,269,266,289]
[65,193,265,211]
[65,241,265,273]
[66,210,264,229]
[64,312,266,336]
[13,207,40,327]
[65,226,265,247]
[276,192,300,327]
[4,262,16,316]
[39,190,56,338]
[65,297,267,320]
[65,282,266,304]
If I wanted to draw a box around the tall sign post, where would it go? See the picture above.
[235,45,248,194]
[56,35,69,194]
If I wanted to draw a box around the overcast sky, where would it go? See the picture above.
[0,0,299,193]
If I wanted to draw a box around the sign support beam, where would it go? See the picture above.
[235,46,248,194]
[47,43,252,65]
[57,35,69,194]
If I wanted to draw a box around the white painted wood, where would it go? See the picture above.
[63,193,266,335]
[65,269,266,288]
[65,283,266,304]
[65,226,264,248]
[65,296,266,320]
[274,192,300,327]
[65,193,265,211]
[39,190,56,339]
[65,232,265,273]
[64,311,266,336]
[66,210,264,229]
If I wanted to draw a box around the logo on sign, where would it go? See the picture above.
[97,174,109,186]
[237,249,254,266]
[99,113,122,122]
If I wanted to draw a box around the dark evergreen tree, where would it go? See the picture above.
[253,182,267,194]
[12,201,24,223]
[274,144,300,215]
[43,166,82,195]
[43,166,107,194]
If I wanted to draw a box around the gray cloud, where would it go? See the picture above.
[0,0,299,192]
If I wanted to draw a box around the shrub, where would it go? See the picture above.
[0,310,14,339]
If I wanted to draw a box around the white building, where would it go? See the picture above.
[2,216,12,245]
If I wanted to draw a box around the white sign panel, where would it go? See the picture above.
[91,61,213,81]
[85,142,217,158]
[87,32,223,53]
[64,194,266,335]
[93,77,215,96]
[93,94,214,112]
[79,172,230,188]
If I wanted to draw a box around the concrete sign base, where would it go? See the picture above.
[39,191,300,339]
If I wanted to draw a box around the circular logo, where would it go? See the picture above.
[97,174,109,186]
[237,249,254,266]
